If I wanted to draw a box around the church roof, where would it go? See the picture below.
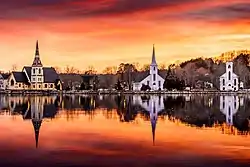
[12,72,29,84]
[133,70,167,83]
[1,73,10,80]
[23,67,60,83]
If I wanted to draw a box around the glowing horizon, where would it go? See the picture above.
[1,0,250,72]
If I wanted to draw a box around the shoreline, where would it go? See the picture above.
[0,90,249,95]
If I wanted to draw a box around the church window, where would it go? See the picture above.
[45,84,47,88]
[153,83,156,85]
[154,67,156,71]
[223,102,225,108]
[234,79,237,86]
[228,65,231,69]
[39,85,41,88]
[147,81,149,85]
[223,87,225,90]
[228,106,231,116]
[38,68,41,74]
[222,79,225,86]
[10,79,14,86]
[153,74,156,81]
[19,83,21,87]
[33,68,35,74]
[228,71,231,80]
[159,81,161,87]
[50,84,54,88]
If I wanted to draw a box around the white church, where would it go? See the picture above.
[132,45,165,91]
[219,62,243,91]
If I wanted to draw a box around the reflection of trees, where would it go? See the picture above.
[115,95,138,122]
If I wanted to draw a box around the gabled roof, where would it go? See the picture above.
[133,70,167,83]
[44,67,60,83]
[1,73,10,80]
[12,72,29,83]
[23,66,60,83]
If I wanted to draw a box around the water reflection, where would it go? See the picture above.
[1,94,250,149]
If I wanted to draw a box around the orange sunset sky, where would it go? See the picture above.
[1,0,250,72]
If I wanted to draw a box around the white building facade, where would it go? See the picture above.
[133,45,165,91]
[219,62,239,91]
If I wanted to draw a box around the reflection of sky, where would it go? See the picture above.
[0,110,250,166]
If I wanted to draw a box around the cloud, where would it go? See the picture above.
[0,0,200,20]
[182,2,250,21]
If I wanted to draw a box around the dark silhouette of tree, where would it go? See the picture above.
[141,84,151,91]
[164,65,185,90]
[115,80,123,90]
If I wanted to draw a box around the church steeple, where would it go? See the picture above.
[151,44,157,66]
[32,40,43,67]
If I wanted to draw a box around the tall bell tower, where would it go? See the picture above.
[31,41,44,88]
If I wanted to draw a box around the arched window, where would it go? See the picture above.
[228,71,231,80]
[33,68,35,74]
[222,79,225,86]
[234,79,237,85]
[228,65,231,69]
[10,79,14,86]
[153,74,156,81]
[38,68,41,74]
[154,67,156,71]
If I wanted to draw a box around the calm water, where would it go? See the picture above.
[0,94,250,167]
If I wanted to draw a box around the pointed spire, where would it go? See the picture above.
[32,40,43,67]
[151,44,157,65]
[35,40,39,56]
[32,120,42,148]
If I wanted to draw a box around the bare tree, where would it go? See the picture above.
[85,65,97,75]
[11,64,18,71]
[103,66,117,74]
[54,66,62,73]
[141,64,150,71]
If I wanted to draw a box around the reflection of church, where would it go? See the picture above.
[4,96,61,148]
[220,96,241,125]
[133,95,164,144]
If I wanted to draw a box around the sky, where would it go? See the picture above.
[1,0,250,72]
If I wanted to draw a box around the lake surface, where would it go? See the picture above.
[0,94,250,167]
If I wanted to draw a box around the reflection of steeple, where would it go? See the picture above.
[31,96,44,148]
[132,95,164,145]
[150,105,158,145]
[32,119,42,148]
[151,110,156,145]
